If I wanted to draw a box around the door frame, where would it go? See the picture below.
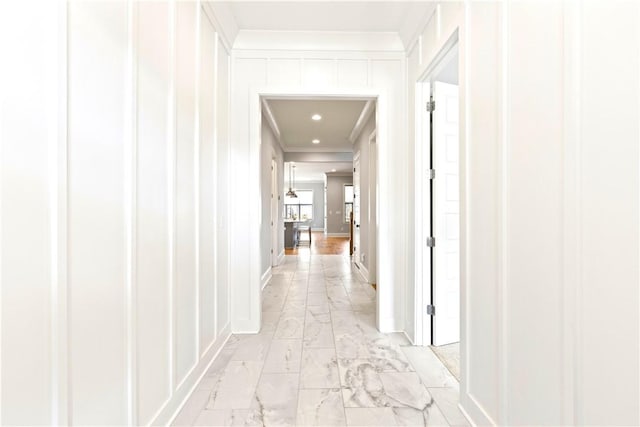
[248,87,392,333]
[414,32,461,346]
[270,157,279,266]
[368,129,377,285]
[353,151,361,269]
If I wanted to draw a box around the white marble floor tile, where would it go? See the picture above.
[338,359,385,408]
[178,253,467,427]
[303,311,334,348]
[260,311,281,333]
[307,292,329,305]
[335,333,370,359]
[366,337,414,373]
[392,406,450,427]
[194,409,232,426]
[173,389,211,426]
[231,334,272,361]
[428,388,468,426]
[379,372,433,410]
[400,347,458,388]
[208,361,263,410]
[297,389,346,427]
[344,407,397,427]
[300,347,340,388]
[274,313,305,339]
[263,339,302,373]
[254,373,299,426]
[229,409,263,426]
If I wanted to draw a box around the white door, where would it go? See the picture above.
[353,154,361,266]
[271,159,278,266]
[432,81,460,346]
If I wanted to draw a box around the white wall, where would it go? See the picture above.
[231,32,408,333]
[408,2,639,425]
[0,1,232,425]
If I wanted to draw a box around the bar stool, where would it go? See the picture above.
[297,223,312,246]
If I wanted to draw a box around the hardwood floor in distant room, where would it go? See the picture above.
[285,232,350,256]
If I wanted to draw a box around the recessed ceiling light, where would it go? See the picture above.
[312,139,320,144]
[331,169,337,172]
[311,114,322,121]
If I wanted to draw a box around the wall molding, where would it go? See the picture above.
[155,325,231,426]
[326,232,349,237]
[459,393,495,427]
[348,99,375,143]
[233,30,405,52]
[261,267,272,291]
[277,250,285,266]
[52,1,69,424]
[355,263,369,284]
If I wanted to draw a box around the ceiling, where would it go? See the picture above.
[267,99,367,152]
[286,161,352,183]
[211,2,436,48]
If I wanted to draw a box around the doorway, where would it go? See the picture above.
[417,40,461,379]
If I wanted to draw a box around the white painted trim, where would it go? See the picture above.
[210,14,219,354]
[168,0,178,399]
[201,2,236,52]
[277,250,285,265]
[261,99,284,151]
[246,86,392,335]
[234,30,404,52]
[194,0,202,368]
[414,30,460,348]
[562,2,582,424]
[52,2,69,424]
[311,227,324,232]
[261,268,272,291]
[349,99,375,143]
[404,6,438,57]
[156,324,232,426]
[458,394,495,427]
[124,2,138,424]
[356,263,369,284]
[497,3,510,423]
[326,232,349,237]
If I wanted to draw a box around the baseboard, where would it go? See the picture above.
[261,267,272,291]
[277,250,285,265]
[459,392,496,426]
[326,232,349,237]
[401,330,415,345]
[153,323,231,426]
[355,263,370,283]
[311,227,324,232]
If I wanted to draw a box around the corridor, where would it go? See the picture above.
[173,255,467,426]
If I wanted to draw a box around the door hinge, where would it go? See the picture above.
[354,167,356,172]
[426,236,435,247]
[270,249,273,254]
[426,100,435,112]
[427,305,435,316]
[428,169,435,180]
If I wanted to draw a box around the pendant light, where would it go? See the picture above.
[286,163,298,198]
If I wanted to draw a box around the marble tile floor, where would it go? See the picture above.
[430,343,460,381]
[173,255,468,427]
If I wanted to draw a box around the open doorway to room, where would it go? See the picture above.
[417,40,461,380]
[259,97,377,263]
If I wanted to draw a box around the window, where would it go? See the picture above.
[344,185,353,223]
[284,190,313,220]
